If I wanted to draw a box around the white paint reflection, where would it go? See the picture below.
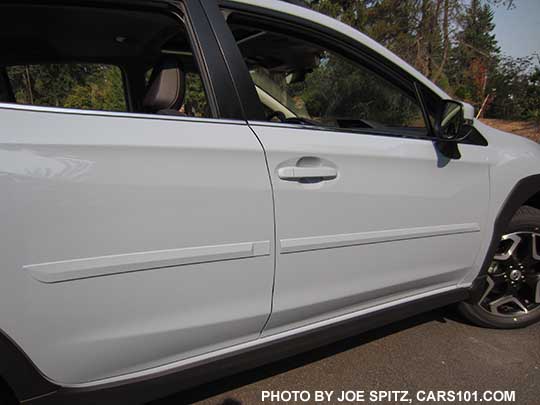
[0,148,94,180]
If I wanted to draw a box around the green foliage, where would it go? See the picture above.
[184,73,209,117]
[65,66,126,112]
[487,56,534,119]
[450,0,500,106]
[290,54,423,126]
[524,67,540,126]
[308,0,538,122]
[8,64,125,112]
[5,0,538,124]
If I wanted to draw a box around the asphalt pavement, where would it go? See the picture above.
[152,307,540,405]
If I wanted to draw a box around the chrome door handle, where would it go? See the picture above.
[277,166,338,181]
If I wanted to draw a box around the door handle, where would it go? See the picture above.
[278,166,338,181]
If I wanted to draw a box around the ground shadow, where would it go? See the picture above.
[150,306,461,405]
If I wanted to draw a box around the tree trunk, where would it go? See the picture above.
[433,0,449,83]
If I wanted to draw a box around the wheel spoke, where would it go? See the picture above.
[488,295,529,315]
[528,275,540,304]
[479,231,540,317]
[533,234,540,261]
[478,276,495,305]
[494,233,522,261]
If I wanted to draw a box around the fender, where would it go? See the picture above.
[469,174,540,301]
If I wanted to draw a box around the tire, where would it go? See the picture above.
[0,383,18,405]
[459,205,540,329]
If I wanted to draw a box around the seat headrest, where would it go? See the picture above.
[143,57,186,113]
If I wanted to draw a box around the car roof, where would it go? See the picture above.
[227,0,450,100]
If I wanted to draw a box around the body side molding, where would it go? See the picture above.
[280,223,480,254]
[25,241,271,283]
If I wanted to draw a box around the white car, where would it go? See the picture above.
[0,0,539,403]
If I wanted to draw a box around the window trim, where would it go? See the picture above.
[247,120,435,142]
[0,101,246,126]
[217,2,488,146]
[0,0,246,121]
[217,4,435,139]
[183,0,248,120]
[196,0,266,121]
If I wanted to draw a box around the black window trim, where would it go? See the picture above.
[0,0,247,121]
[196,0,266,121]
[215,0,487,146]
[216,1,435,138]
[176,0,244,120]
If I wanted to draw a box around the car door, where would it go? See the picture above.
[0,1,274,385]
[218,5,490,335]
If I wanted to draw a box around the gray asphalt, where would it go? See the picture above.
[153,307,540,405]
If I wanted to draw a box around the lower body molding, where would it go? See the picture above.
[24,240,271,283]
[280,223,481,254]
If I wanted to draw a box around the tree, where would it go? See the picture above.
[64,66,126,111]
[449,0,500,109]
[524,65,540,127]
[7,64,124,111]
[486,56,533,119]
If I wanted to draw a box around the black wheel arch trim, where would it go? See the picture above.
[469,174,540,302]
[0,330,58,402]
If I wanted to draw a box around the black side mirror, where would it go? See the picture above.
[434,100,475,160]
[435,100,467,141]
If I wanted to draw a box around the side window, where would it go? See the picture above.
[227,18,427,134]
[1,4,212,118]
[7,64,127,112]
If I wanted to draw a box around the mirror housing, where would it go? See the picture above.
[461,101,475,121]
[434,100,471,142]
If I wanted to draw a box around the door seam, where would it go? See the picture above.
[247,124,278,336]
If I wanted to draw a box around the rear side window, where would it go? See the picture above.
[6,64,127,112]
[1,4,215,118]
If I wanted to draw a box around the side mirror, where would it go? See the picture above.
[435,100,468,141]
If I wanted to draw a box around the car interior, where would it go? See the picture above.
[0,4,210,117]
[0,2,431,132]
[224,11,438,133]
[0,3,472,141]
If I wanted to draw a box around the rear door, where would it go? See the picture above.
[0,1,274,384]
[218,6,490,334]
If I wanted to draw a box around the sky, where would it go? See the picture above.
[492,0,540,60]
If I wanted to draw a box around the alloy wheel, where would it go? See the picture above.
[478,232,540,318]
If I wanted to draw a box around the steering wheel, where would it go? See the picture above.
[266,111,318,127]
[266,111,287,122]
[283,117,315,125]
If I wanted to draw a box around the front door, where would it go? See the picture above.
[223,14,490,334]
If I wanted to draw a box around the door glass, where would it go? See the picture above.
[1,4,213,118]
[7,64,127,112]
[228,18,427,134]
